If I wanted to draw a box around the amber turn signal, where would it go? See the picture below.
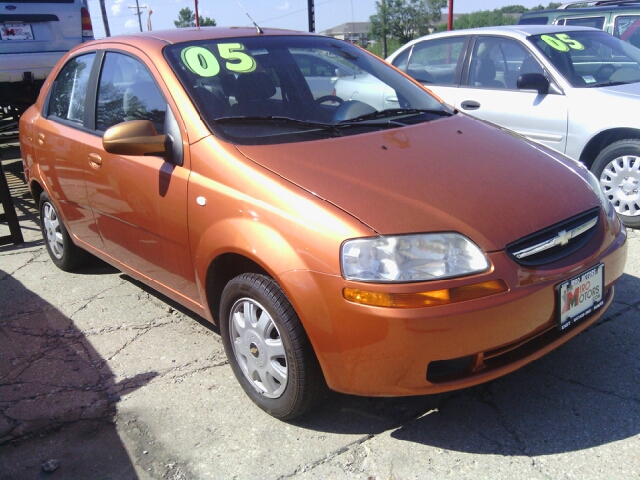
[343,280,508,308]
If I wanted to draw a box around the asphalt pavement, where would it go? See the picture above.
[1,141,639,479]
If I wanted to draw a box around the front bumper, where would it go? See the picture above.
[277,212,627,396]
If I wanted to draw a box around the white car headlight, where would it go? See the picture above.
[587,170,613,216]
[341,233,489,283]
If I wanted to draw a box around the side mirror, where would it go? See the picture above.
[517,73,550,94]
[335,67,347,77]
[103,120,168,157]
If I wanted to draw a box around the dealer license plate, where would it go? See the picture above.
[557,264,604,330]
[1,23,34,41]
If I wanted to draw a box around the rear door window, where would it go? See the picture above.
[48,53,95,124]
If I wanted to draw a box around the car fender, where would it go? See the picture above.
[566,88,640,161]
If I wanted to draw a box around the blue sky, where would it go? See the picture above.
[87,0,557,38]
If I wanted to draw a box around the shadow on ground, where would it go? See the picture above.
[0,269,157,479]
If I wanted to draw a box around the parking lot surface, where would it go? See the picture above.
[1,143,639,479]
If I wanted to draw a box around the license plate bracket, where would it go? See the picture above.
[1,23,34,41]
[557,263,604,330]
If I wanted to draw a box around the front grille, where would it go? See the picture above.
[505,208,600,266]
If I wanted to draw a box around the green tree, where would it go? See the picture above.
[199,16,216,26]
[529,2,562,11]
[174,7,216,28]
[370,0,448,45]
[433,3,564,32]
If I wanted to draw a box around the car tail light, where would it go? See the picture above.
[81,7,94,39]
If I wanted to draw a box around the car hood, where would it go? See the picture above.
[235,115,599,251]
[598,81,640,98]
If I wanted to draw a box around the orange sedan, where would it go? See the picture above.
[19,27,627,419]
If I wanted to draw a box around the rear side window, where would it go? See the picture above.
[96,52,167,133]
[48,53,95,124]
[557,16,606,30]
[518,16,549,25]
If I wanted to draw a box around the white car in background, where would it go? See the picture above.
[336,25,640,228]
[0,0,93,110]
[292,51,356,99]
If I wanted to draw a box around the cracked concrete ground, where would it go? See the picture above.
[1,143,639,479]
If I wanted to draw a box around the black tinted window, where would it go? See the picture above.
[518,16,549,25]
[96,52,166,133]
[563,16,606,29]
[48,53,95,124]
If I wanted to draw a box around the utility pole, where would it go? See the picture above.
[308,0,315,33]
[382,0,387,58]
[99,0,110,37]
[448,0,454,31]
[194,0,200,27]
[128,0,145,32]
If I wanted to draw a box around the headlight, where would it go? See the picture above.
[341,233,489,283]
[587,170,613,216]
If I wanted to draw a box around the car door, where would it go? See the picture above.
[81,49,199,302]
[455,36,569,154]
[391,35,468,108]
[33,52,105,249]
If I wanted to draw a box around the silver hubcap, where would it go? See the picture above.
[42,202,64,259]
[600,155,640,217]
[229,298,287,398]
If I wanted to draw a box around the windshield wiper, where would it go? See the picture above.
[214,115,338,130]
[337,108,451,125]
[585,81,628,88]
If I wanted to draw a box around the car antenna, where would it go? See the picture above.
[235,0,263,34]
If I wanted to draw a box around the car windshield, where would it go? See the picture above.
[164,35,448,145]
[528,30,640,88]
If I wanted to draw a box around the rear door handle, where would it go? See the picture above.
[37,133,45,145]
[88,153,102,169]
[461,100,481,110]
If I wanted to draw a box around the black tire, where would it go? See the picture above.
[39,192,87,271]
[591,139,640,229]
[220,273,328,420]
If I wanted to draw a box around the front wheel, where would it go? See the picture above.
[591,139,640,229]
[219,273,327,420]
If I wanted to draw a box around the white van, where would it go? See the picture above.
[0,0,94,109]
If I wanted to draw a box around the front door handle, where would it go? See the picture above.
[88,153,102,169]
[37,133,45,145]
[461,100,481,110]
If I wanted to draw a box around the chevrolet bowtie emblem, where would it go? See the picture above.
[556,229,571,246]
[513,217,598,259]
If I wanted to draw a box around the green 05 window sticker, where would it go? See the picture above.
[181,43,257,77]
[541,33,585,52]
[181,47,220,77]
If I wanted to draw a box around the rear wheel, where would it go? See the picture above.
[592,139,640,229]
[39,192,87,271]
[220,273,327,420]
